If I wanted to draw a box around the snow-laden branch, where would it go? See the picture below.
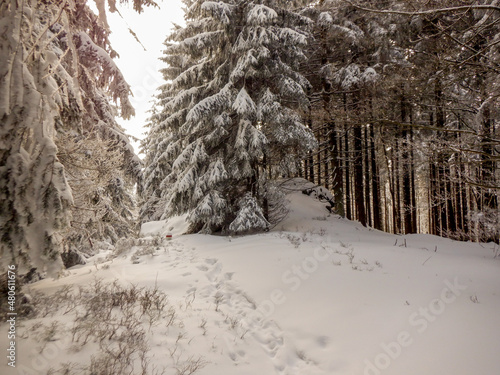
[76,31,134,119]
[343,0,500,15]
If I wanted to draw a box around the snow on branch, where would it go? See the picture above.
[190,141,208,165]
[188,190,228,229]
[170,59,210,91]
[229,193,269,234]
[232,87,257,119]
[233,27,276,52]
[277,27,308,47]
[172,142,195,172]
[230,50,259,81]
[247,4,278,25]
[186,83,234,126]
[318,11,333,27]
[76,31,134,119]
[177,166,197,191]
[201,1,235,24]
[182,31,225,52]
[207,158,229,187]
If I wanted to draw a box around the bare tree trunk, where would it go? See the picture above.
[343,93,352,220]
[364,124,372,227]
[354,122,367,226]
[370,123,382,230]
[401,85,417,234]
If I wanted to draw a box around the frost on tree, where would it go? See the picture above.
[0,0,154,275]
[141,0,317,234]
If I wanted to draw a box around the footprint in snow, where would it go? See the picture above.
[228,348,247,363]
[193,252,325,374]
[317,335,330,348]
[206,262,222,282]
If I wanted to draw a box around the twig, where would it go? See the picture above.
[422,256,432,266]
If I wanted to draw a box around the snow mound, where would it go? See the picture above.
[140,213,190,238]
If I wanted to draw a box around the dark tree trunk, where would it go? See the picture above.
[401,86,416,234]
[343,93,352,220]
[354,123,366,226]
[370,123,382,230]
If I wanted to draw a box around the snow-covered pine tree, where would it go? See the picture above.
[142,0,317,234]
[0,0,153,275]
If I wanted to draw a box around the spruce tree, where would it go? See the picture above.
[142,0,316,233]
[0,0,154,275]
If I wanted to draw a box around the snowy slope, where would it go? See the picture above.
[2,181,499,375]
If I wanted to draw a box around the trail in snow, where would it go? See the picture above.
[164,238,326,374]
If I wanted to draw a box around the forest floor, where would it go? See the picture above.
[2,180,500,375]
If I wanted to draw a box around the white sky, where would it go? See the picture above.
[105,0,185,154]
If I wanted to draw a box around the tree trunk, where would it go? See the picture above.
[354,123,367,226]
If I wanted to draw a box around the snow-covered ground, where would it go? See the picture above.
[2,180,500,375]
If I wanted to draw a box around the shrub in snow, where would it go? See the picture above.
[27,279,193,375]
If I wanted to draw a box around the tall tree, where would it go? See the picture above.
[141,0,316,233]
[0,0,154,275]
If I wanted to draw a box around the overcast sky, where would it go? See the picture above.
[105,0,185,153]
